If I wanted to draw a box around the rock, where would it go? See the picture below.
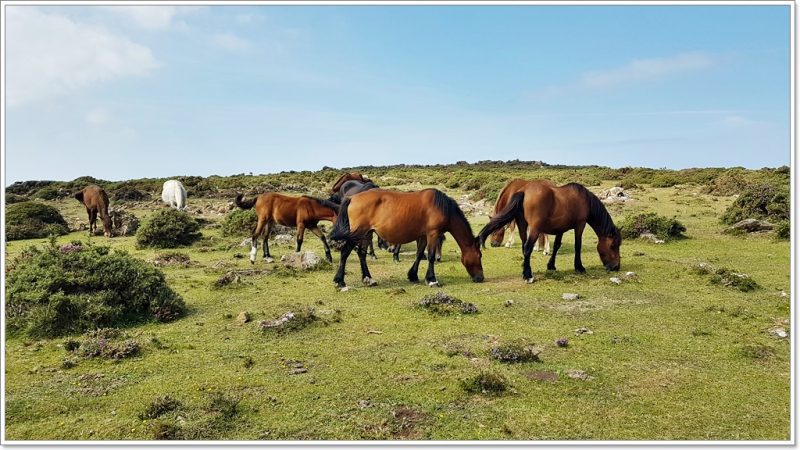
[236,312,251,325]
[357,399,372,409]
[108,207,139,236]
[768,327,788,339]
[273,234,294,246]
[555,338,569,347]
[610,277,622,285]
[562,293,580,301]
[289,368,308,375]
[240,238,253,247]
[639,233,664,244]
[566,369,594,381]
[730,219,774,233]
[66,217,88,232]
[599,187,630,204]
[280,251,325,270]
[624,271,638,279]
[339,286,352,292]
[504,300,514,307]
[574,327,593,336]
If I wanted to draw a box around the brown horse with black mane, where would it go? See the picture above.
[330,188,483,288]
[329,172,370,195]
[478,180,621,283]
[74,185,112,237]
[488,179,549,252]
[235,193,340,264]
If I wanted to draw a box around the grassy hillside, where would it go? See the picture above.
[4,162,791,441]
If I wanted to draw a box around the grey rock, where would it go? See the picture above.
[562,293,580,301]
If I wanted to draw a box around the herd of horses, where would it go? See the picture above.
[73,172,621,289]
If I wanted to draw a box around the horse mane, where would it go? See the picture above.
[331,172,363,193]
[493,180,519,213]
[431,190,471,233]
[303,195,340,213]
[565,183,619,239]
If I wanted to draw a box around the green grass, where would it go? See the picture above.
[4,178,790,441]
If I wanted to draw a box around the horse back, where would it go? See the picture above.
[346,189,445,244]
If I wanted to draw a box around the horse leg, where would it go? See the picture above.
[368,232,377,260]
[89,209,98,236]
[547,233,563,271]
[435,236,443,262]
[516,219,528,258]
[522,230,540,283]
[542,234,551,255]
[504,222,516,248]
[574,222,587,273]
[393,244,401,263]
[295,224,305,253]
[333,242,354,288]
[310,226,332,263]
[407,238,426,282]
[424,233,441,287]
[357,238,376,286]
[250,217,267,264]
[262,221,274,263]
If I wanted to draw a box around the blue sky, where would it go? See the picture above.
[4,4,791,183]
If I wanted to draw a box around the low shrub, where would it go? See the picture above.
[6,242,186,337]
[136,209,201,248]
[113,186,151,201]
[461,370,509,395]
[721,184,789,225]
[140,395,183,420]
[774,220,790,240]
[220,209,257,237]
[490,340,542,363]
[6,202,69,240]
[618,212,686,240]
[418,292,478,315]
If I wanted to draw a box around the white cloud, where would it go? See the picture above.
[235,13,264,24]
[100,5,202,30]
[580,52,716,88]
[211,32,251,51]
[6,7,159,107]
[85,107,109,125]
[528,52,718,100]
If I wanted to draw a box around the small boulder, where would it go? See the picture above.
[599,187,630,204]
[729,219,774,233]
[610,277,622,285]
[574,327,593,336]
[639,233,665,244]
[566,369,594,381]
[768,327,788,339]
[273,234,294,246]
[562,293,580,301]
[281,251,325,270]
[236,312,251,325]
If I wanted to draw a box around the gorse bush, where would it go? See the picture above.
[136,209,201,248]
[618,212,686,240]
[774,220,790,240]
[6,242,186,337]
[6,202,69,241]
[721,184,789,225]
[220,209,257,237]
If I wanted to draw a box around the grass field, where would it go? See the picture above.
[3,172,791,441]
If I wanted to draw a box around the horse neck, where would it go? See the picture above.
[585,198,613,238]
[447,214,476,251]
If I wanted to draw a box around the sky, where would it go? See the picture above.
[3,3,792,183]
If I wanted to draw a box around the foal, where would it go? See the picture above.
[235,193,339,263]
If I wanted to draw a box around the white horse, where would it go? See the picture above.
[161,180,187,210]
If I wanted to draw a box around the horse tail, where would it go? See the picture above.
[177,188,187,210]
[315,197,341,214]
[478,192,524,247]
[74,191,84,203]
[330,198,354,243]
[235,193,256,210]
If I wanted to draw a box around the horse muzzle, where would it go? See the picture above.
[606,263,620,272]
[490,241,501,248]
[472,273,485,283]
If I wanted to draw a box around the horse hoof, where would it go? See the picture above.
[427,281,440,287]
[265,257,274,263]
[363,277,378,287]
[525,277,535,284]
[338,286,351,292]
[370,255,378,260]
[504,243,512,248]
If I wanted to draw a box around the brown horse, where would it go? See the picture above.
[330,172,370,195]
[330,189,483,288]
[74,185,112,237]
[235,193,339,263]
[488,179,549,252]
[478,180,621,283]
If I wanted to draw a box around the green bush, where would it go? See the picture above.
[619,212,686,240]
[774,220,790,240]
[136,209,201,248]
[6,202,69,241]
[6,242,186,337]
[220,209,257,237]
[32,186,65,200]
[461,370,509,395]
[721,184,789,225]
[5,193,28,204]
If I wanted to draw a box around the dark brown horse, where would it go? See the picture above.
[478,180,621,283]
[488,179,548,252]
[74,185,112,237]
[330,172,370,195]
[330,189,483,288]
[235,193,339,263]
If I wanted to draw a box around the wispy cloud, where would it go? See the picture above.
[85,107,110,126]
[211,32,251,51]
[100,6,203,30]
[6,7,159,107]
[529,52,719,100]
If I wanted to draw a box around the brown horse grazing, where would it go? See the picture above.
[329,172,370,195]
[74,185,112,237]
[330,189,483,288]
[489,179,549,252]
[478,180,621,283]
[235,193,339,264]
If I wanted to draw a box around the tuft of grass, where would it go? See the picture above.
[490,340,542,363]
[692,263,759,292]
[461,370,510,395]
[740,344,775,360]
[150,421,182,440]
[139,395,182,420]
[206,391,240,419]
[418,292,478,315]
